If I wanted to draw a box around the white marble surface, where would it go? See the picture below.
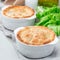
[0,31,19,60]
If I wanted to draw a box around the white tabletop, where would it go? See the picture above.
[0,31,20,60]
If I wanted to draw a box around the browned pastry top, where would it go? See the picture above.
[17,26,55,45]
[3,6,35,18]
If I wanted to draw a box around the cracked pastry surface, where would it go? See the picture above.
[17,26,55,45]
[3,6,35,18]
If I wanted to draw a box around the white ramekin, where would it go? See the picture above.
[14,27,58,58]
[1,5,36,30]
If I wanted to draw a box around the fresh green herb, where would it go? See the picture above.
[35,6,60,36]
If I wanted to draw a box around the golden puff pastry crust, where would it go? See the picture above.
[3,6,35,18]
[17,26,55,45]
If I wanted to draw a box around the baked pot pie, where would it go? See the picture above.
[3,6,35,18]
[17,26,55,45]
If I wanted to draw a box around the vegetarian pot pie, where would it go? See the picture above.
[17,26,55,45]
[3,6,35,18]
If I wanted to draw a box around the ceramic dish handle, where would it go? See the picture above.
[0,25,3,31]
[0,24,16,43]
[11,33,16,43]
